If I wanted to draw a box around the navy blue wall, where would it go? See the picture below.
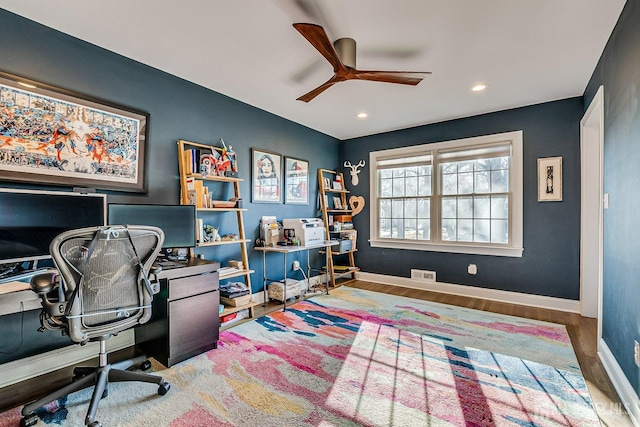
[0,9,340,298]
[341,98,583,299]
[584,0,640,393]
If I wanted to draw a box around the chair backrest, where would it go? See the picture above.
[50,225,164,343]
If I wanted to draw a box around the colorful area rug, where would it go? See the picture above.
[0,286,599,426]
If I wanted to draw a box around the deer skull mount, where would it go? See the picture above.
[344,160,366,186]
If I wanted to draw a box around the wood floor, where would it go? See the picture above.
[1,280,634,426]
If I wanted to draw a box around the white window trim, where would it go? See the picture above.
[369,130,523,257]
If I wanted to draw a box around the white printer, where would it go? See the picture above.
[282,218,325,246]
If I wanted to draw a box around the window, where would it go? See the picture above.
[370,131,523,257]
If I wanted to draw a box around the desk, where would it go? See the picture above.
[255,240,338,310]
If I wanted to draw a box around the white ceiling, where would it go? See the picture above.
[0,0,626,140]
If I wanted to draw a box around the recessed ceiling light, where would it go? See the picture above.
[472,84,487,92]
[356,112,368,119]
[17,82,37,89]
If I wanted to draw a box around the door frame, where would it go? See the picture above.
[579,85,604,339]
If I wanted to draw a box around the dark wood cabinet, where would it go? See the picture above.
[135,259,220,367]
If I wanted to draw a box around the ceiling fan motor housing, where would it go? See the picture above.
[334,37,356,68]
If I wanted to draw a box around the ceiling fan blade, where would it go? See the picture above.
[297,77,339,103]
[352,70,431,86]
[293,23,345,72]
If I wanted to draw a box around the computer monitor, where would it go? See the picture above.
[0,188,106,265]
[107,204,196,251]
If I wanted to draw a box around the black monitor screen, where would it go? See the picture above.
[108,204,196,250]
[0,189,106,264]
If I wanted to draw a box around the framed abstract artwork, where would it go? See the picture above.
[0,71,148,192]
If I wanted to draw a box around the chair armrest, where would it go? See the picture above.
[30,272,59,295]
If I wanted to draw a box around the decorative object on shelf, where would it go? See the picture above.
[538,156,563,202]
[202,224,221,242]
[220,138,238,177]
[333,196,343,210]
[252,148,281,203]
[344,160,366,186]
[0,71,148,192]
[284,156,309,204]
[349,195,366,215]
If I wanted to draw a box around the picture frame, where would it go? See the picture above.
[284,156,309,204]
[537,156,563,202]
[252,148,281,203]
[332,180,343,190]
[0,71,148,192]
[322,177,331,189]
[333,196,343,210]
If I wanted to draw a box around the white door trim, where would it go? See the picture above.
[579,86,604,337]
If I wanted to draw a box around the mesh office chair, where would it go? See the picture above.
[21,225,170,427]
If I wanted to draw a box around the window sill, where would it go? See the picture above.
[369,239,523,258]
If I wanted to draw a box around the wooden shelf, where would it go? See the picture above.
[185,173,243,183]
[197,207,247,212]
[220,300,262,317]
[317,168,359,287]
[196,239,251,248]
[218,269,255,280]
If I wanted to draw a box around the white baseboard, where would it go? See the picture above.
[598,339,640,426]
[356,272,581,313]
[0,329,134,388]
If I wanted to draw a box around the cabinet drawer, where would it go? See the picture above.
[168,291,219,363]
[168,272,218,301]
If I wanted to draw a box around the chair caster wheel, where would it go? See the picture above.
[20,414,38,427]
[158,382,170,395]
[140,360,152,371]
[88,421,102,427]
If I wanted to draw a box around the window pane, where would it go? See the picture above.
[380,169,392,179]
[392,178,405,197]
[458,160,473,173]
[417,198,430,219]
[405,198,417,218]
[418,219,430,240]
[392,168,405,178]
[442,162,457,174]
[459,172,473,194]
[405,175,418,196]
[380,199,391,218]
[392,218,403,238]
[442,219,456,241]
[491,219,508,243]
[491,156,509,170]
[405,219,417,239]
[457,219,473,242]
[458,197,473,219]
[392,200,403,218]
[474,196,490,218]
[474,219,490,242]
[491,196,508,219]
[474,171,491,193]
[442,197,456,218]
[491,170,508,193]
[442,173,457,195]
[418,175,431,196]
[380,178,392,197]
[379,219,391,238]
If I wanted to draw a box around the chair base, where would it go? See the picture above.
[21,355,170,427]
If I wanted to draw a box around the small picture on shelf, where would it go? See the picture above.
[333,196,343,210]
[323,177,331,189]
[332,181,343,190]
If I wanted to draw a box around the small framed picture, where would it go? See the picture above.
[284,157,309,205]
[252,148,282,203]
[333,196,343,210]
[538,156,563,202]
[322,177,331,189]
[332,180,343,190]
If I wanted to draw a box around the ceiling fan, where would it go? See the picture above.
[293,23,431,102]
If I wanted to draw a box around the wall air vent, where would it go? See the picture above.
[411,269,436,282]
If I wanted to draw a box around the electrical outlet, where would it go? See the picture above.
[635,341,640,367]
[292,261,300,271]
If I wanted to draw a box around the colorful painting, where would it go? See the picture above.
[252,148,281,203]
[0,72,147,192]
[284,156,308,204]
